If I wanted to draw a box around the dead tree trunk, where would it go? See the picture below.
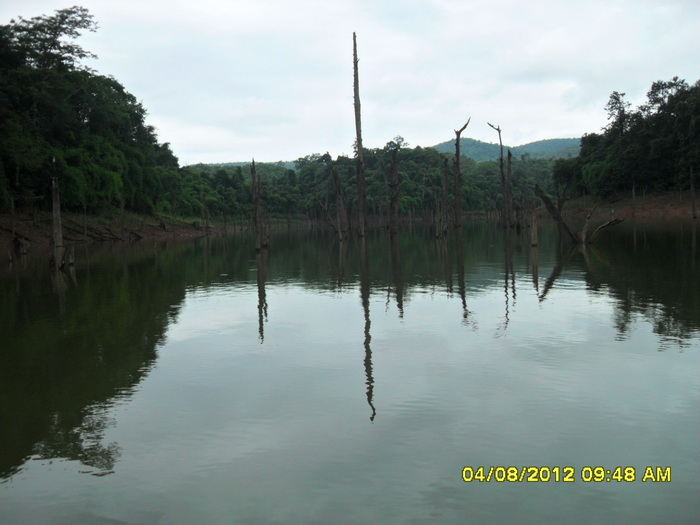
[453,118,471,227]
[487,123,513,228]
[691,166,697,220]
[530,207,538,247]
[251,160,267,251]
[387,147,400,237]
[534,184,579,243]
[535,184,623,244]
[332,166,349,240]
[434,159,450,238]
[50,168,65,269]
[353,32,367,237]
[506,149,514,227]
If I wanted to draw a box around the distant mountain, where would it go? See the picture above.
[192,138,580,170]
[431,137,580,162]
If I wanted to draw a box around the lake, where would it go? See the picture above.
[1,221,698,524]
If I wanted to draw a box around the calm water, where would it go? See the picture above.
[1,221,698,524]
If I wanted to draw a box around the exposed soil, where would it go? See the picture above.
[2,191,697,259]
[0,210,222,259]
[560,190,698,222]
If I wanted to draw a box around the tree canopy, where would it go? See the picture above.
[1,7,697,231]
[554,77,700,198]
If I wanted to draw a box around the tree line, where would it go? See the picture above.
[2,7,696,234]
[553,77,700,201]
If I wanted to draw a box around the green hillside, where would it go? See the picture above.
[432,137,580,161]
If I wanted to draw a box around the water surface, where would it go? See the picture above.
[1,222,698,524]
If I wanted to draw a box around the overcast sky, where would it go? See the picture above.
[3,0,699,165]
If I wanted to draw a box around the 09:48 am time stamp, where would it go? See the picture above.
[461,466,672,483]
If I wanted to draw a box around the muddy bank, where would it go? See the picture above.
[0,210,229,259]
[559,191,698,222]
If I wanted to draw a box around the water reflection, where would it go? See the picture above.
[256,248,268,344]
[359,239,376,422]
[389,235,404,318]
[1,221,698,493]
[0,241,193,479]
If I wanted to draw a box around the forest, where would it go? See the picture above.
[1,6,698,233]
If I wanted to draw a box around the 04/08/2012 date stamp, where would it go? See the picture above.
[461,466,672,483]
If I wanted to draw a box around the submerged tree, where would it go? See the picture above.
[251,160,268,250]
[385,141,401,237]
[488,123,513,228]
[353,32,367,237]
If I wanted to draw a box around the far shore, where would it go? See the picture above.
[1,191,697,258]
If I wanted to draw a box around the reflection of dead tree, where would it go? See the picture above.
[336,237,349,290]
[530,245,539,294]
[501,229,515,329]
[389,235,404,317]
[360,241,376,421]
[455,230,473,324]
[256,248,268,343]
[534,184,623,244]
[538,245,577,302]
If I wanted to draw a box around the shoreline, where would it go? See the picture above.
[2,191,697,257]
[0,210,221,258]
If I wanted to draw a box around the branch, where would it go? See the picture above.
[455,117,471,135]
[534,184,579,244]
[588,218,624,243]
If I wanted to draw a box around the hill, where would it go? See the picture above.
[431,137,580,162]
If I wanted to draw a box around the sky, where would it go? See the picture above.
[3,0,700,165]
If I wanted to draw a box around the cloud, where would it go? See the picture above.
[2,0,699,163]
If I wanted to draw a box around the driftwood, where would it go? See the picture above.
[534,184,579,243]
[534,184,623,244]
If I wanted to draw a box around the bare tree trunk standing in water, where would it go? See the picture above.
[387,147,400,237]
[488,123,513,228]
[51,157,65,268]
[691,166,697,220]
[453,119,470,227]
[251,160,267,251]
[353,32,367,238]
[332,166,349,241]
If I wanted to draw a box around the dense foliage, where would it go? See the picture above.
[0,7,186,214]
[0,7,555,225]
[2,7,696,228]
[553,77,700,198]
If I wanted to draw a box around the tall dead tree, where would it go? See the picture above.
[353,32,367,237]
[488,123,513,228]
[453,118,470,227]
